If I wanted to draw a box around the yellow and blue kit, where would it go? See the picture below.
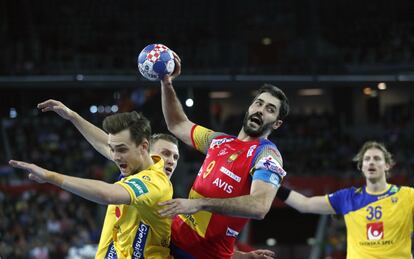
[327,184,414,259]
[96,156,173,259]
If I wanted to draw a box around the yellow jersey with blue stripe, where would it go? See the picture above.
[96,156,173,259]
[327,184,414,259]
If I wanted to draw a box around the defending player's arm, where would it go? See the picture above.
[38,99,112,160]
[9,160,130,205]
[276,186,335,214]
[160,53,195,146]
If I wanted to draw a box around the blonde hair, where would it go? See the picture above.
[352,141,395,176]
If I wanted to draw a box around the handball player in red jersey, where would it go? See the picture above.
[158,53,289,259]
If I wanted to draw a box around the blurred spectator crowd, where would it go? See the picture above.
[1,0,414,76]
[0,114,117,258]
[0,190,101,258]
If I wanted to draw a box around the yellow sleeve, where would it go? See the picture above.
[325,194,336,213]
[117,176,165,208]
[190,124,223,154]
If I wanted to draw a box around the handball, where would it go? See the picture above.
[137,44,175,81]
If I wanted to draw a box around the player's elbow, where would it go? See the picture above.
[247,194,273,219]
[253,209,269,220]
[253,203,271,220]
[253,212,266,220]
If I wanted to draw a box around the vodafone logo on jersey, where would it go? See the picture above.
[367,222,384,240]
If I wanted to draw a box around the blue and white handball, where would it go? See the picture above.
[137,44,175,81]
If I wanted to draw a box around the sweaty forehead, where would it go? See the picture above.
[254,92,281,108]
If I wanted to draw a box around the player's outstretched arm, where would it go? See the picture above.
[159,180,277,220]
[160,53,195,146]
[277,186,335,214]
[38,99,112,160]
[9,160,130,205]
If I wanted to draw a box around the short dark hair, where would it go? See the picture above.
[103,111,151,145]
[150,133,179,148]
[353,141,395,176]
[255,84,289,120]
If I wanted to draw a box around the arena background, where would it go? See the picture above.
[1,1,413,258]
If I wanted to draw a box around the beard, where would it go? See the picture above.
[242,112,275,138]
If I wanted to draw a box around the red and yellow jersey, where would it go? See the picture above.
[327,185,414,259]
[172,125,285,259]
[96,156,173,259]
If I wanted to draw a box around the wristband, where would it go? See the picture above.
[276,185,291,201]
